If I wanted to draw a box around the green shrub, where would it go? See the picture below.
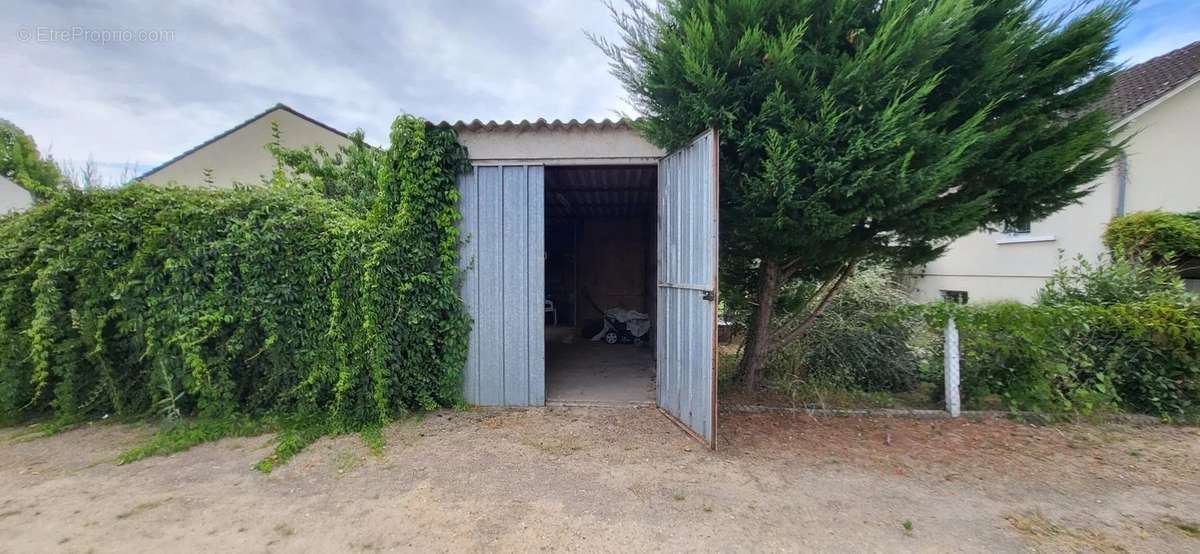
[0,117,470,445]
[1104,210,1200,264]
[266,124,384,212]
[927,302,1117,413]
[1037,251,1193,306]
[926,300,1200,419]
[767,266,924,396]
[1082,302,1200,417]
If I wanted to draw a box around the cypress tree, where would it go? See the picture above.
[597,0,1129,389]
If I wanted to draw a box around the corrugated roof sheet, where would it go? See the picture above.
[1099,40,1200,121]
[433,118,636,132]
[545,165,656,218]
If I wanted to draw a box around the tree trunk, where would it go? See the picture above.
[738,258,782,392]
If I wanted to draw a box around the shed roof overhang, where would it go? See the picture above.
[441,118,665,165]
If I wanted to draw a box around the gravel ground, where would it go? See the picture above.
[1,407,1198,553]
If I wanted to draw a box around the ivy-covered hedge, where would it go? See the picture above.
[0,117,469,432]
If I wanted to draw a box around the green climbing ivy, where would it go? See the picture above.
[0,116,471,461]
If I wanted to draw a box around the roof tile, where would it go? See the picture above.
[1099,40,1200,120]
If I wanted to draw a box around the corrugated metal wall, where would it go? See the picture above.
[656,130,718,446]
[458,165,546,406]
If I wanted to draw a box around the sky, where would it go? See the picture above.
[2,0,1198,185]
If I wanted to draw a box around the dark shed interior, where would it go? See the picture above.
[543,165,657,405]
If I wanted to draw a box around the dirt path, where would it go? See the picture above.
[1,408,1198,553]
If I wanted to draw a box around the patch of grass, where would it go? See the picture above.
[716,349,742,391]
[118,416,266,465]
[26,419,81,437]
[274,523,296,537]
[360,424,385,457]
[902,520,914,534]
[521,436,584,456]
[761,380,946,411]
[1,428,49,445]
[770,381,903,410]
[118,411,416,473]
[1007,511,1066,537]
[255,413,331,474]
[1,415,121,444]
[1006,511,1127,552]
[1164,517,1200,538]
[334,449,361,474]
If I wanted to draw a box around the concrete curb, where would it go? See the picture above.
[721,404,1164,425]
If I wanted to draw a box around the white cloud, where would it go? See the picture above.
[1,0,1194,185]
[1,0,638,183]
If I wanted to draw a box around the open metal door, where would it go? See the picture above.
[656,129,719,448]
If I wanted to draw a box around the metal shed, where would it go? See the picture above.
[447,119,720,447]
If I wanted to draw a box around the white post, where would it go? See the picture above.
[944,317,961,417]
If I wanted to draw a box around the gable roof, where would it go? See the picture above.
[1099,40,1200,121]
[137,103,352,181]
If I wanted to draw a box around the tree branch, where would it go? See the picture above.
[779,257,805,281]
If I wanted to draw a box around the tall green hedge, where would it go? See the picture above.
[0,116,470,430]
[922,248,1200,419]
[928,302,1200,418]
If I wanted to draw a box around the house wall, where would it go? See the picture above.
[0,176,34,214]
[1121,77,1200,213]
[140,108,351,188]
[910,79,1200,303]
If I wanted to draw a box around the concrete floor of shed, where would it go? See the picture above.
[544,326,655,406]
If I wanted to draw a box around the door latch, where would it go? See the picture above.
[702,290,715,302]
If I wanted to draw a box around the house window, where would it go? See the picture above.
[1003,218,1031,235]
[941,290,969,304]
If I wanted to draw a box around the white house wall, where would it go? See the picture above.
[0,176,34,214]
[1121,78,1200,213]
[140,108,351,188]
[911,79,1200,303]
